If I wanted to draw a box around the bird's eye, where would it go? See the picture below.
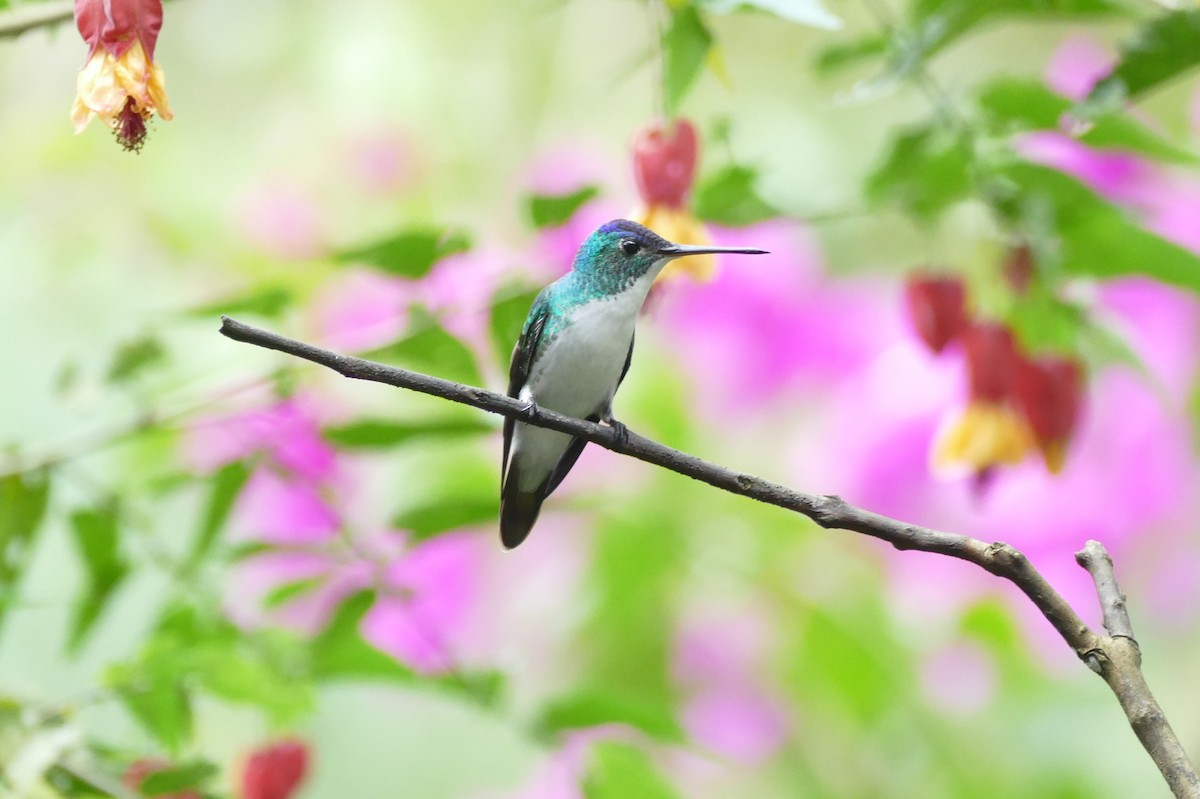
[619,238,640,256]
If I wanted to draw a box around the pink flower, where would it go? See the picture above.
[363,533,483,674]
[657,220,885,416]
[181,396,337,480]
[1045,34,1112,100]
[233,468,340,544]
[309,268,411,352]
[231,531,483,675]
[344,128,420,195]
[672,600,789,764]
[235,182,326,260]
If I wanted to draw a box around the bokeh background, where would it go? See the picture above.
[2,0,1200,796]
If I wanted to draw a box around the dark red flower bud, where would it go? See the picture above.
[963,323,1019,403]
[122,759,201,799]
[632,118,699,208]
[1013,355,1083,472]
[242,740,310,799]
[904,273,967,354]
[1003,244,1034,295]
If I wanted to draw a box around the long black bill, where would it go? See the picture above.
[658,243,769,258]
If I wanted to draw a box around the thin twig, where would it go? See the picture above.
[0,1,73,40]
[218,315,1200,798]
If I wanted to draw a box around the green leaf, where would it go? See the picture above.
[864,124,973,220]
[187,285,293,318]
[527,186,599,229]
[106,336,166,384]
[1005,288,1085,355]
[489,286,540,365]
[67,508,129,653]
[539,686,685,742]
[661,4,713,116]
[692,165,778,226]
[789,610,900,723]
[1081,10,1200,114]
[364,310,483,386]
[109,668,193,753]
[583,741,681,799]
[188,461,250,567]
[262,575,326,609]
[389,454,497,540]
[0,470,50,630]
[137,761,218,795]
[311,591,414,682]
[392,498,498,541]
[978,78,1196,164]
[335,228,470,277]
[190,635,313,723]
[1001,163,1200,293]
[815,36,887,74]
[698,0,840,29]
[324,416,492,449]
[893,0,1120,77]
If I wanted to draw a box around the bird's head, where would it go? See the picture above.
[572,219,767,288]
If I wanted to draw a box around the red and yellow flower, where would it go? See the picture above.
[631,118,715,282]
[932,322,1034,476]
[72,0,173,151]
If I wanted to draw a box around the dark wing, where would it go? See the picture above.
[501,298,549,486]
[618,333,635,388]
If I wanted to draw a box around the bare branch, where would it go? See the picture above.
[1077,541,1200,798]
[0,1,73,40]
[1077,539,1136,640]
[219,316,1199,797]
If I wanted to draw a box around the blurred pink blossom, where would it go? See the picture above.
[657,219,891,416]
[181,396,337,480]
[309,268,411,352]
[1045,34,1112,100]
[672,600,789,764]
[918,641,998,715]
[234,468,340,544]
[229,531,484,675]
[344,128,419,195]
[364,532,484,674]
[235,182,325,259]
[420,248,521,350]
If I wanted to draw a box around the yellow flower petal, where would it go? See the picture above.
[72,40,172,134]
[931,402,1033,476]
[632,205,717,283]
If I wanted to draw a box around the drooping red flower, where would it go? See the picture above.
[630,118,714,282]
[632,118,698,208]
[241,740,310,799]
[72,0,173,150]
[122,759,201,799]
[933,322,1033,475]
[1014,355,1084,473]
[904,273,968,354]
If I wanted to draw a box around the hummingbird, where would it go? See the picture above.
[499,219,768,548]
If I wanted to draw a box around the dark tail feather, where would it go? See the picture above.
[500,460,543,549]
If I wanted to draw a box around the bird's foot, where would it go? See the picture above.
[521,399,540,422]
[604,417,630,447]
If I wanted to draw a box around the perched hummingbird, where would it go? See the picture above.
[499,219,768,548]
